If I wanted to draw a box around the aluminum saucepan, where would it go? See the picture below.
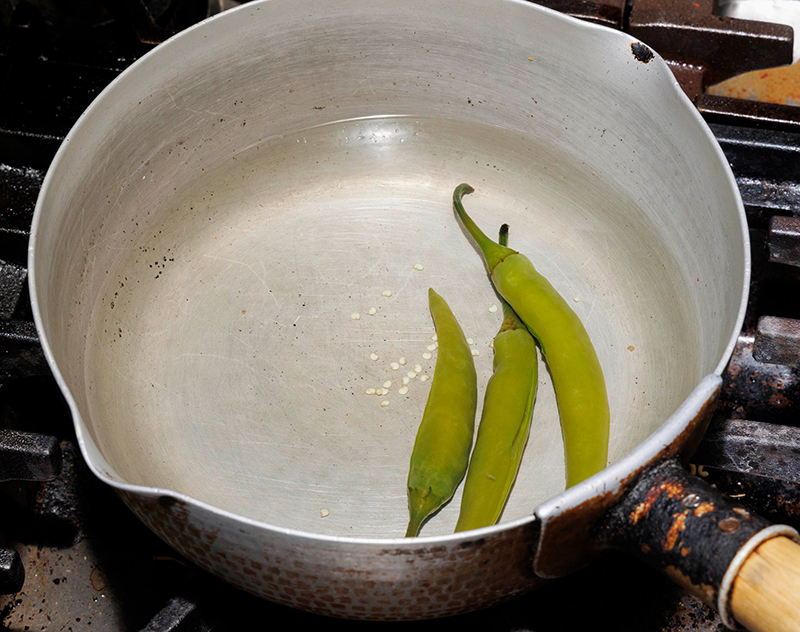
[28,0,800,628]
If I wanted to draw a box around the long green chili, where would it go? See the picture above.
[455,225,539,532]
[452,183,609,488]
[406,288,478,537]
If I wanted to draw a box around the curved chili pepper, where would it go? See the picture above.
[453,183,609,488]
[406,288,478,537]
[455,225,539,531]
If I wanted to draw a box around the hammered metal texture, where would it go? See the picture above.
[120,491,544,620]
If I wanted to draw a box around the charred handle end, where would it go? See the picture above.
[729,533,800,632]
[598,457,799,631]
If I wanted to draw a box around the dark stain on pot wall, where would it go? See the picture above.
[631,42,655,63]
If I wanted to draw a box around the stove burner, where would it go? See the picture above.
[533,0,800,130]
[767,216,800,269]
[0,429,61,483]
[0,549,23,595]
[627,0,792,89]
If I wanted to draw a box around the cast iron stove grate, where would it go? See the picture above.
[0,1,799,630]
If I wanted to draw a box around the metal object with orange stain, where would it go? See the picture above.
[597,457,774,612]
[663,512,688,551]
[694,501,715,517]
[630,479,686,525]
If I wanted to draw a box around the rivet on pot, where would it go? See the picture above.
[682,493,701,508]
[718,517,741,532]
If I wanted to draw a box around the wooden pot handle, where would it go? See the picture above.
[730,535,800,632]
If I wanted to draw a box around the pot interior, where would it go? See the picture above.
[31,0,746,539]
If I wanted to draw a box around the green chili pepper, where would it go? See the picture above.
[406,288,478,537]
[452,183,609,488]
[455,225,539,532]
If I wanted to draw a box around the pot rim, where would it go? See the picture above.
[27,0,750,546]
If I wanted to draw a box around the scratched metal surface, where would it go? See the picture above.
[30,0,746,543]
[76,114,703,538]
